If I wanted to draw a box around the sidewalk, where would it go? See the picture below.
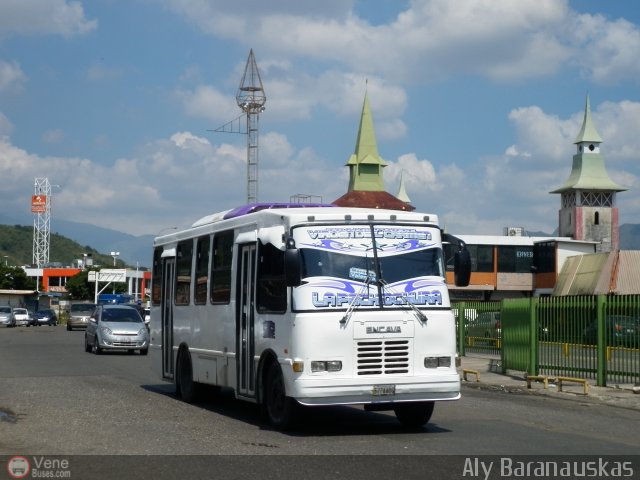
[458,354,640,411]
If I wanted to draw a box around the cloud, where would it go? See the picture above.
[0,0,97,38]
[570,15,640,84]
[0,126,346,235]
[0,112,14,137]
[175,85,239,124]
[163,0,640,85]
[0,60,27,92]
[377,98,640,235]
[1,99,638,238]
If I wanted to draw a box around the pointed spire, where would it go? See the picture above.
[236,48,266,113]
[396,170,411,203]
[574,94,602,144]
[551,94,626,194]
[346,92,388,192]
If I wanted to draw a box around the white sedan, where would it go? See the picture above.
[12,308,30,327]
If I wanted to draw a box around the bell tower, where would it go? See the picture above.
[550,95,627,252]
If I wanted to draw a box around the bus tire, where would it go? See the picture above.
[176,349,200,403]
[264,361,297,430]
[393,401,435,429]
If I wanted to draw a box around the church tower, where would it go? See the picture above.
[550,95,627,252]
[345,92,388,192]
[333,91,413,210]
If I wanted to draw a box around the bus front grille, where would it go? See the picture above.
[356,340,410,375]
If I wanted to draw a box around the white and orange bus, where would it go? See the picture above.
[150,203,470,429]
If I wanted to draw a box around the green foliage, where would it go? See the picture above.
[0,265,36,290]
[0,224,126,268]
[64,269,93,300]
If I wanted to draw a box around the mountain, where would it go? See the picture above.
[619,224,640,250]
[51,218,154,268]
[0,213,153,268]
[2,211,638,270]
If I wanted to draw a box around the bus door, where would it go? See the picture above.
[162,258,175,380]
[237,244,257,398]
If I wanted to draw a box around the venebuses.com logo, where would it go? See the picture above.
[6,456,30,479]
[6,455,71,478]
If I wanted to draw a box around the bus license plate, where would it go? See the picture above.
[372,384,395,396]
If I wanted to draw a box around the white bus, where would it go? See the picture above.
[150,203,470,429]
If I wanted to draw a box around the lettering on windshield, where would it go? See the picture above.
[312,290,442,308]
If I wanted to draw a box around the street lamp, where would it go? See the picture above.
[110,251,120,294]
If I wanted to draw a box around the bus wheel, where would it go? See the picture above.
[176,349,200,403]
[393,401,434,429]
[264,362,297,430]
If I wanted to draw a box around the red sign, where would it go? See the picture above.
[31,195,47,213]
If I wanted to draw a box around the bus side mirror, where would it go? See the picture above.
[284,249,302,287]
[454,248,471,287]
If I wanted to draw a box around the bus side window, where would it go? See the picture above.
[257,241,286,314]
[175,240,193,306]
[211,230,233,304]
[194,235,210,305]
[151,247,162,305]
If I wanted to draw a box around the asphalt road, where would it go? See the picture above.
[1,325,639,478]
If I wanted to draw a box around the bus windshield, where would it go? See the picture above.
[300,247,444,284]
[291,224,446,311]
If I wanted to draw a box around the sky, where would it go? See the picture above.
[0,0,639,237]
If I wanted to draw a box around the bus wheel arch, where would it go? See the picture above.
[258,352,298,430]
[256,350,278,406]
[175,343,200,403]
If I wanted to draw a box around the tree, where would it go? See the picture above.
[64,269,94,300]
[0,265,36,290]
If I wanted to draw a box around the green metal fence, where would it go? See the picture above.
[453,301,502,356]
[501,298,535,374]
[454,294,640,386]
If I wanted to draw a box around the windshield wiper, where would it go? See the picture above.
[379,279,428,324]
[340,274,372,326]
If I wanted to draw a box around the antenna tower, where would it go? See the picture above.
[32,177,52,267]
[214,50,266,204]
[236,49,266,203]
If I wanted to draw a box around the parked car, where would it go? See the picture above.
[583,315,640,347]
[84,304,149,355]
[35,309,58,326]
[0,306,15,327]
[12,308,30,327]
[466,311,501,339]
[67,303,97,330]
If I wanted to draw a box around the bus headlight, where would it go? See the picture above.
[424,356,452,368]
[311,360,342,372]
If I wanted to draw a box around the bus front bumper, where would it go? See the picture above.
[289,374,461,406]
